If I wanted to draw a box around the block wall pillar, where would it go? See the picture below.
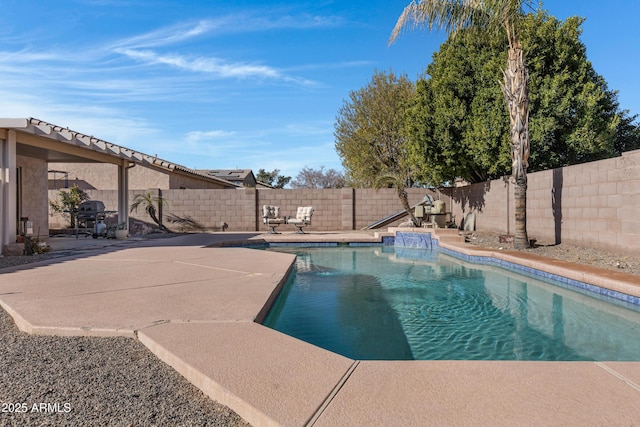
[244,188,258,231]
[341,188,355,230]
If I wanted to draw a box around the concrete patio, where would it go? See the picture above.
[1,231,639,426]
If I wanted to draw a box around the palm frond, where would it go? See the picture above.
[373,172,406,190]
[389,0,534,45]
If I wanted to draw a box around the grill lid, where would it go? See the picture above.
[76,200,105,219]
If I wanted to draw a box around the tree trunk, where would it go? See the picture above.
[148,207,169,232]
[500,43,530,249]
[514,181,528,249]
[398,188,418,226]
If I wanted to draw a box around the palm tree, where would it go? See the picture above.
[130,191,169,232]
[390,0,534,249]
[374,172,419,227]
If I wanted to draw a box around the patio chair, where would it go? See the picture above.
[262,205,285,234]
[287,206,314,234]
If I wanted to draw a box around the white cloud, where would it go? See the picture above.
[110,20,217,50]
[162,121,339,176]
[282,122,334,137]
[0,6,345,175]
[116,48,282,79]
[0,49,65,64]
[104,12,339,84]
[186,130,237,142]
[109,10,343,52]
[228,13,345,32]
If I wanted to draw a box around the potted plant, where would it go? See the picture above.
[114,222,128,240]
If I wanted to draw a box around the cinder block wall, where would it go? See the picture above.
[48,189,125,229]
[47,149,640,254]
[157,188,247,230]
[354,188,442,229]
[257,188,342,230]
[451,149,640,254]
[450,179,512,237]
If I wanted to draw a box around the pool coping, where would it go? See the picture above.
[2,231,640,426]
[247,230,640,425]
[437,240,640,303]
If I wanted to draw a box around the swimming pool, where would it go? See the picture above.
[263,246,640,361]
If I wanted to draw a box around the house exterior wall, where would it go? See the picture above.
[48,162,229,190]
[46,149,640,255]
[18,155,49,238]
[168,172,230,189]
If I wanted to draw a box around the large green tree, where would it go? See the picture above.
[256,169,291,188]
[391,0,536,248]
[334,69,418,225]
[524,12,636,167]
[406,10,637,185]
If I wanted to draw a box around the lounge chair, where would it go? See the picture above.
[262,205,285,234]
[287,206,314,234]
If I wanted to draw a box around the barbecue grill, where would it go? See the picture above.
[75,200,107,238]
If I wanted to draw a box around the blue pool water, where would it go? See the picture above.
[263,246,640,361]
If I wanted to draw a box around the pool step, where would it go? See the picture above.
[386,227,466,244]
[429,228,466,244]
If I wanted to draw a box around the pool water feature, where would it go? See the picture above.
[263,246,640,361]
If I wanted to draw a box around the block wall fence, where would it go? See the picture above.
[48,149,640,255]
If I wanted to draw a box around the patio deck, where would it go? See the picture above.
[0,231,639,426]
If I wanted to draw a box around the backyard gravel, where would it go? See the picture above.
[0,307,249,427]
[0,240,250,426]
[469,231,640,276]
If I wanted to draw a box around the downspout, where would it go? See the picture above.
[503,175,510,235]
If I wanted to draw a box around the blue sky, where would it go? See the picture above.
[1,1,638,180]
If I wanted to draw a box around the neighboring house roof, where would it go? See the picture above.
[197,169,277,189]
[198,169,257,187]
[1,117,239,189]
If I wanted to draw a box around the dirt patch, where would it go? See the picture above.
[469,231,640,277]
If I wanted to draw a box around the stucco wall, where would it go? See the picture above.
[18,155,48,238]
[48,162,230,190]
[48,163,168,190]
[168,172,230,189]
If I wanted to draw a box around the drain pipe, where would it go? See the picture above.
[503,175,510,235]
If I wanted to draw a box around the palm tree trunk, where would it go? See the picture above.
[398,188,418,226]
[514,181,527,248]
[148,208,169,232]
[501,43,530,249]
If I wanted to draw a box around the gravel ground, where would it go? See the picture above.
[0,238,250,427]
[469,231,640,276]
[0,307,249,427]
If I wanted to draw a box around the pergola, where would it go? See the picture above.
[0,117,210,252]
